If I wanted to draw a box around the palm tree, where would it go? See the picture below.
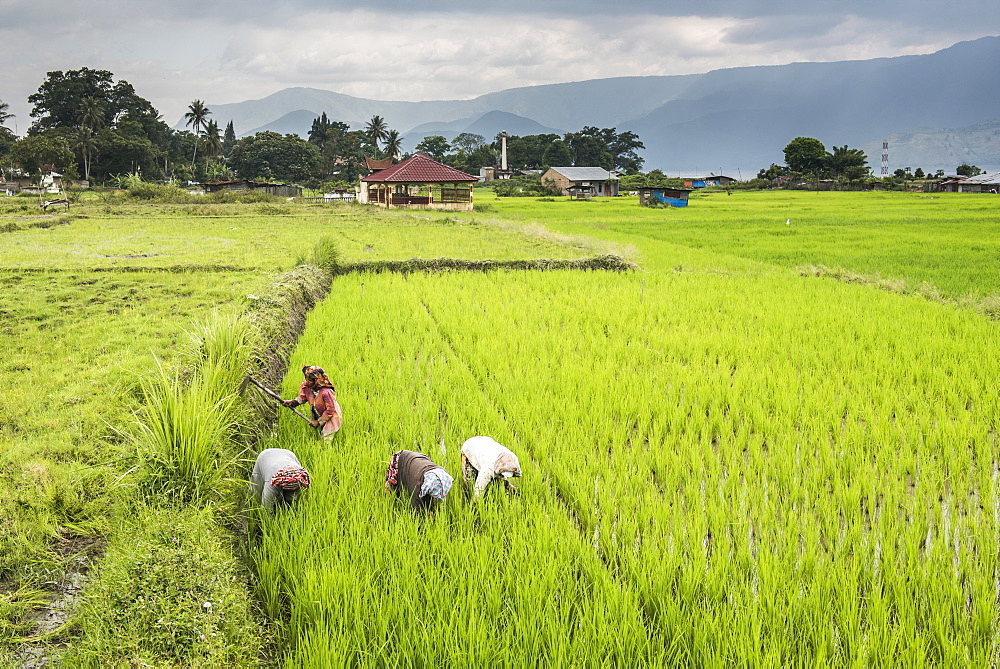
[183,99,211,170]
[201,120,223,159]
[826,145,868,184]
[73,98,105,180]
[0,100,12,129]
[383,129,402,161]
[72,128,98,181]
[77,97,105,132]
[365,115,388,152]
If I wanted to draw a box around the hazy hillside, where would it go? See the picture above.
[183,36,1000,174]
[860,120,1000,174]
[625,37,1000,173]
[401,111,564,148]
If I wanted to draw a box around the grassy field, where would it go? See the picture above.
[2,189,998,664]
[481,190,1000,299]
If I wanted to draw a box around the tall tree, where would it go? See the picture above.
[414,135,450,161]
[201,120,223,159]
[542,140,572,167]
[27,68,116,133]
[956,164,982,176]
[73,127,98,181]
[26,69,174,183]
[564,129,612,169]
[75,97,105,180]
[364,115,388,152]
[783,137,827,174]
[223,120,237,157]
[505,134,559,169]
[77,97,105,133]
[826,144,867,180]
[228,131,320,184]
[607,129,645,173]
[452,132,485,154]
[383,129,402,161]
[183,99,210,170]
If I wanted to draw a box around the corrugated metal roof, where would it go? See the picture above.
[361,153,478,183]
[954,172,1000,185]
[548,167,617,181]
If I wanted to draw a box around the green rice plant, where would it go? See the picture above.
[248,262,1000,664]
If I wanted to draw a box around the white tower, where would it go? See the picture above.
[881,141,889,177]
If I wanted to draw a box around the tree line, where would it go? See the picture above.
[415,127,645,174]
[0,68,648,191]
[0,68,207,184]
[757,137,983,188]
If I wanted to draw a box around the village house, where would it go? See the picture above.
[541,167,619,198]
[359,152,478,211]
[1,166,64,194]
[937,173,1000,193]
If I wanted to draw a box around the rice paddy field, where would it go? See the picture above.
[3,189,1000,665]
[251,191,1000,665]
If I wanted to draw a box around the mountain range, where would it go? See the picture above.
[180,36,1000,175]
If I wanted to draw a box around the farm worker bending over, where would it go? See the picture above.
[282,365,342,439]
[384,450,453,512]
[251,448,311,510]
[461,436,522,497]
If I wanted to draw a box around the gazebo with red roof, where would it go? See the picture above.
[359,152,479,211]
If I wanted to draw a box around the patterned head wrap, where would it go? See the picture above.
[420,468,453,500]
[385,451,402,487]
[270,466,311,490]
[302,365,334,390]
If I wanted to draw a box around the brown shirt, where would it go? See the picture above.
[392,450,442,510]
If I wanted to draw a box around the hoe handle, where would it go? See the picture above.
[244,376,314,424]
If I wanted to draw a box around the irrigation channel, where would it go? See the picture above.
[246,263,1000,665]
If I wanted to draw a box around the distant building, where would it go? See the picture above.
[4,166,64,194]
[937,173,1000,193]
[638,186,693,207]
[682,175,735,188]
[359,152,478,211]
[203,180,302,197]
[364,156,394,174]
[542,167,619,197]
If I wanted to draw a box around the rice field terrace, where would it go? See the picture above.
[3,190,999,665]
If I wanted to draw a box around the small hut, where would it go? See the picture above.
[638,186,694,207]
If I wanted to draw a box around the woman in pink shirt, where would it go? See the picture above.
[282,365,342,439]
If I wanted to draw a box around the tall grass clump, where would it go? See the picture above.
[295,236,342,274]
[135,313,255,503]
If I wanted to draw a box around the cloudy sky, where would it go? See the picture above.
[1,0,997,130]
